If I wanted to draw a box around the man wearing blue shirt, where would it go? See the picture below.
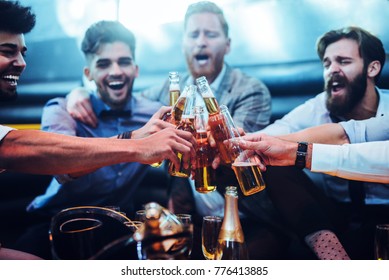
[15,21,167,259]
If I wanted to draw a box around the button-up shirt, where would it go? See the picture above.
[261,88,389,205]
[27,93,162,215]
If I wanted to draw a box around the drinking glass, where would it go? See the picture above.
[374,224,389,260]
[202,216,222,260]
[124,221,144,233]
[135,209,146,222]
[176,214,193,258]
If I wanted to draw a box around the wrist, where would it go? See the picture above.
[117,131,133,139]
[294,142,308,169]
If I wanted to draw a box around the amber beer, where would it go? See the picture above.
[167,85,196,178]
[231,162,266,196]
[168,119,195,177]
[194,130,217,193]
[208,113,233,164]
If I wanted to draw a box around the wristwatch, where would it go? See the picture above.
[295,142,308,169]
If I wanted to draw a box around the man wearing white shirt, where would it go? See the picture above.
[239,116,389,183]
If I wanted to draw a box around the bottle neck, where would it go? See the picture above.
[219,191,245,242]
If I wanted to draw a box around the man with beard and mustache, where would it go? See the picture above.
[0,1,196,259]
[242,26,389,259]
[11,20,196,259]
[64,1,278,260]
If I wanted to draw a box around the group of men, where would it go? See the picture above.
[0,0,388,260]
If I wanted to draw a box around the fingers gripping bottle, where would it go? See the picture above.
[168,85,197,177]
[196,76,231,164]
[193,106,217,193]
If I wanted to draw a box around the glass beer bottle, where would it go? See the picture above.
[220,105,266,196]
[215,186,249,260]
[168,85,197,177]
[162,71,181,124]
[152,72,182,168]
[193,106,217,193]
[196,76,231,164]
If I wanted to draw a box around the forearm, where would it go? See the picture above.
[280,123,350,145]
[0,130,138,174]
[311,142,389,183]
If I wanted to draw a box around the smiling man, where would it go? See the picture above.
[14,20,170,259]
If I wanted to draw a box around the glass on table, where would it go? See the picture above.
[124,220,144,233]
[375,224,389,260]
[175,214,193,258]
[135,209,146,222]
[201,216,222,260]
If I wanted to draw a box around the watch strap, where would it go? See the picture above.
[295,142,308,169]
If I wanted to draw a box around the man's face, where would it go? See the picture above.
[183,12,230,83]
[322,38,367,116]
[0,32,27,101]
[85,41,138,109]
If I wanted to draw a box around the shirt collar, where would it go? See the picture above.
[186,63,226,92]
[91,92,133,117]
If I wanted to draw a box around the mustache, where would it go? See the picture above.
[325,73,347,90]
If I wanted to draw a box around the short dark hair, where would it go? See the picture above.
[0,0,36,34]
[317,26,386,82]
[81,20,136,60]
[184,1,229,37]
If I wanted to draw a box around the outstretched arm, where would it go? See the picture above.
[0,128,196,175]
[278,123,350,145]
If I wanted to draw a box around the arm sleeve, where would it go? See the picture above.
[311,142,389,183]
[340,116,389,143]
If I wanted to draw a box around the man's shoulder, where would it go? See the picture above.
[43,96,66,108]
[226,66,269,92]
[133,94,163,115]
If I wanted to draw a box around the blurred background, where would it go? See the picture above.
[1,0,389,126]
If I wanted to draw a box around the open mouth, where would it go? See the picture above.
[107,80,125,90]
[331,81,345,93]
[195,54,209,65]
[2,75,19,87]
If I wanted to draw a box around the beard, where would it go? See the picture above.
[325,69,367,117]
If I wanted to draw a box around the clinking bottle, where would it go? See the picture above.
[168,85,197,177]
[152,72,182,168]
[193,105,217,193]
[215,186,249,260]
[162,71,181,124]
[196,76,231,164]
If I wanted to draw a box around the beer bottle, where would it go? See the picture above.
[168,85,197,177]
[193,106,217,193]
[151,72,182,168]
[162,71,181,124]
[196,76,231,164]
[220,105,266,196]
[215,186,249,260]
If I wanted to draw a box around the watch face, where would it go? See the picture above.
[295,142,308,169]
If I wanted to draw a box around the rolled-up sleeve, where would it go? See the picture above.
[340,116,389,143]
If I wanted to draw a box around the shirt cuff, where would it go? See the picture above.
[311,143,342,173]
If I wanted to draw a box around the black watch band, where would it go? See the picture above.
[295,142,308,169]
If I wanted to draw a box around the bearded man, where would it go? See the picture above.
[245,26,389,260]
